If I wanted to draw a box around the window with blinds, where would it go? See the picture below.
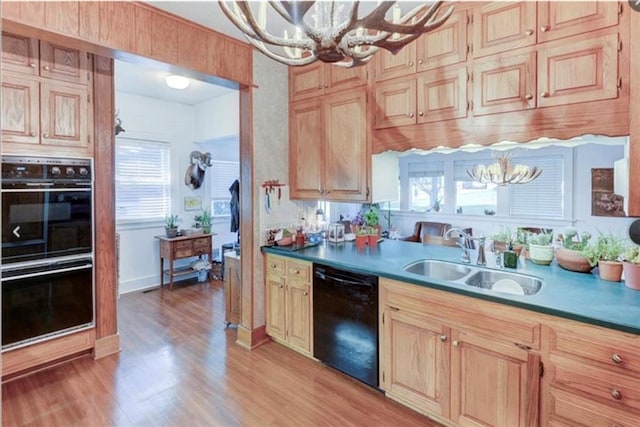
[115,137,171,222]
[509,156,564,218]
[210,160,239,217]
[408,161,444,211]
[454,159,497,215]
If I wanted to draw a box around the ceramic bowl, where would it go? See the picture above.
[556,247,593,273]
[276,236,293,246]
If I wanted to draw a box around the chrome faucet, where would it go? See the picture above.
[444,228,487,266]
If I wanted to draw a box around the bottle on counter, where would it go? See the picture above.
[503,242,518,269]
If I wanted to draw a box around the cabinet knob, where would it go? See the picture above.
[42,133,49,138]
[294,270,300,274]
[43,65,50,71]
[279,284,284,288]
[525,29,534,36]
[324,83,328,88]
[418,111,424,117]
[453,340,459,347]
[525,94,533,100]
[540,25,549,32]
[29,63,37,68]
[612,353,623,364]
[30,131,37,137]
[408,61,414,67]
[318,188,324,194]
[318,85,323,89]
[439,335,447,342]
[418,59,423,64]
[540,92,550,98]
[408,112,414,118]
[270,264,276,268]
[324,189,330,194]
[304,291,308,296]
[611,389,622,400]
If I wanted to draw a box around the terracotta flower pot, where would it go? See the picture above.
[367,234,379,247]
[556,247,594,273]
[598,260,623,282]
[355,234,367,249]
[623,261,640,290]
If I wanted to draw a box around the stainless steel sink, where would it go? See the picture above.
[403,260,472,281]
[403,259,543,296]
[464,270,543,295]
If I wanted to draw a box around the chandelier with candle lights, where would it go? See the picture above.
[219,1,454,68]
[467,152,543,186]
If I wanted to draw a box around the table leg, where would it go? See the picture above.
[160,257,164,288]
[169,257,174,291]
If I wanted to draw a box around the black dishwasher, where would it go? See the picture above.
[313,264,379,388]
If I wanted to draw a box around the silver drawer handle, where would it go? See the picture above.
[612,353,622,364]
[611,389,622,400]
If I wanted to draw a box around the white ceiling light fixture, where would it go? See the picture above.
[467,152,543,186]
[165,75,191,90]
[219,1,454,68]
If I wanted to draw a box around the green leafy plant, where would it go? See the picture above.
[530,231,553,246]
[165,214,179,229]
[514,229,532,248]
[624,246,640,264]
[491,226,513,244]
[363,207,380,227]
[356,227,369,236]
[194,210,212,227]
[368,226,379,236]
[561,227,592,251]
[580,232,626,267]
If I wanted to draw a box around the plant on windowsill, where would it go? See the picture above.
[528,231,554,265]
[165,214,179,238]
[555,228,593,273]
[622,246,640,290]
[363,207,380,238]
[581,232,626,282]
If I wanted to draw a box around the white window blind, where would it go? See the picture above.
[408,161,444,178]
[454,159,490,181]
[509,156,564,219]
[210,160,239,216]
[115,137,170,222]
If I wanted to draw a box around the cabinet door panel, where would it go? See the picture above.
[2,74,40,145]
[40,41,89,85]
[417,10,467,72]
[473,51,536,116]
[374,77,416,129]
[1,33,39,75]
[40,81,89,148]
[329,65,367,92]
[383,309,450,418]
[417,67,468,123]
[450,331,539,427]
[45,1,80,37]
[265,275,286,341]
[323,89,368,201]
[538,33,618,108]
[374,42,416,81]
[289,100,323,199]
[473,2,537,58]
[537,1,619,43]
[289,63,325,101]
[286,281,311,354]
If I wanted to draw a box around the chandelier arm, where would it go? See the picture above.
[364,4,453,36]
[268,1,296,24]
[279,1,323,44]
[245,37,318,67]
[219,1,260,39]
[333,2,360,43]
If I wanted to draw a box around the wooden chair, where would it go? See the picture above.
[401,222,452,243]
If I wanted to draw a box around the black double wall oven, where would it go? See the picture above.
[1,156,94,350]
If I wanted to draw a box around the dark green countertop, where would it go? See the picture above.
[262,239,640,335]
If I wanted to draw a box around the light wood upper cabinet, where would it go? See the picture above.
[473,51,536,116]
[537,1,619,43]
[40,81,90,148]
[450,330,540,427]
[472,2,537,58]
[417,67,468,123]
[40,41,90,86]
[416,9,468,72]
[374,41,417,82]
[537,32,619,108]
[290,63,367,102]
[1,33,39,75]
[1,73,40,145]
[323,89,368,201]
[382,308,450,419]
[374,77,416,129]
[289,99,324,199]
[290,88,369,202]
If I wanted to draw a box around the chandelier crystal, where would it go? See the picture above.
[467,152,543,186]
[219,1,454,68]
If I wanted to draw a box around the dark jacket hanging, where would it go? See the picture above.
[229,179,240,233]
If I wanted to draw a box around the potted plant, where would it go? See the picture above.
[556,228,593,273]
[367,226,379,247]
[623,246,640,290]
[196,209,212,234]
[581,232,626,282]
[165,214,179,238]
[490,226,513,254]
[355,227,368,249]
[528,231,554,265]
[364,207,380,238]
[351,211,365,235]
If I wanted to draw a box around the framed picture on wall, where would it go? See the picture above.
[184,196,202,211]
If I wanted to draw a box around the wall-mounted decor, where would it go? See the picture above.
[185,151,213,190]
[592,168,625,217]
[184,196,202,211]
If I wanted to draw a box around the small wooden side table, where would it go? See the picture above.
[155,233,214,291]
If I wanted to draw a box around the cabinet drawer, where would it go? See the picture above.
[547,387,640,427]
[175,249,193,258]
[265,256,285,276]
[551,355,640,413]
[175,240,192,251]
[193,238,210,252]
[548,322,640,376]
[286,260,311,282]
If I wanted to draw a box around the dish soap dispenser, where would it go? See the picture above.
[503,242,518,269]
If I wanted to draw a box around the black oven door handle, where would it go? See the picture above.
[1,263,93,282]
[25,182,54,187]
[315,271,374,288]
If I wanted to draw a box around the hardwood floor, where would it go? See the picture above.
[2,279,442,426]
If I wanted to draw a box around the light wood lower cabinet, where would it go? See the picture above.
[265,255,313,356]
